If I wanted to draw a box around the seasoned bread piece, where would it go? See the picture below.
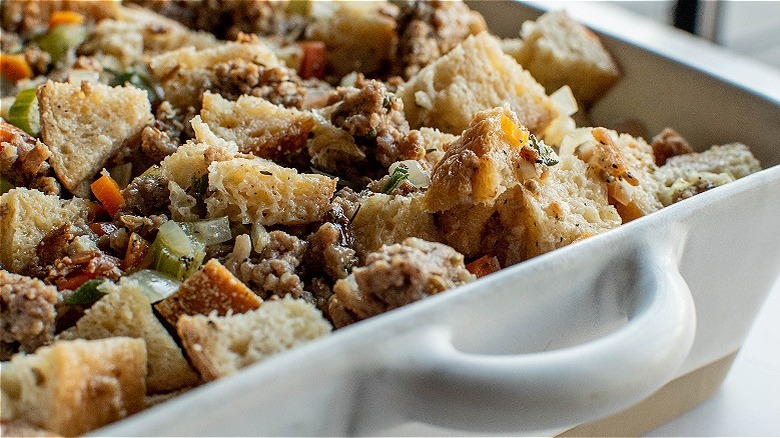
[38,81,153,197]
[0,188,91,273]
[654,142,761,206]
[512,11,620,106]
[305,1,398,78]
[0,337,146,437]
[148,37,280,109]
[397,32,558,136]
[351,193,440,260]
[155,259,261,328]
[206,157,337,226]
[327,238,474,328]
[80,5,217,68]
[200,92,315,161]
[58,278,200,393]
[424,108,620,264]
[566,127,663,222]
[177,296,331,381]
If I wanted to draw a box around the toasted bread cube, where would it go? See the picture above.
[0,338,146,436]
[200,92,315,160]
[305,1,398,78]
[397,32,558,136]
[58,278,200,393]
[155,259,261,328]
[351,193,440,259]
[206,157,337,226]
[512,11,620,106]
[38,81,153,197]
[568,127,663,222]
[0,188,91,273]
[177,296,331,381]
[424,107,620,264]
[148,38,280,109]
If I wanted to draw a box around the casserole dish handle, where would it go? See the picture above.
[378,244,696,433]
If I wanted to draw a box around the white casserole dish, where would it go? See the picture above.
[93,1,780,436]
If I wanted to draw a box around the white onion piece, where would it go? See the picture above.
[251,222,270,254]
[68,69,100,85]
[389,160,431,188]
[559,128,595,157]
[517,159,539,181]
[608,179,635,206]
[550,85,578,117]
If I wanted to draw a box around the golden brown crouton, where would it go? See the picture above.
[305,1,399,78]
[351,193,440,260]
[206,158,337,226]
[200,92,315,161]
[397,32,558,136]
[58,278,200,393]
[148,37,280,109]
[38,81,153,197]
[511,11,621,106]
[177,296,331,381]
[155,259,261,328]
[424,108,620,264]
[0,337,146,437]
[0,188,91,273]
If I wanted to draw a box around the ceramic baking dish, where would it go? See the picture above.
[93,1,780,436]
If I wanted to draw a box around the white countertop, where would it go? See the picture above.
[648,279,780,436]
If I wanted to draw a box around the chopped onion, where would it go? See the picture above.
[127,270,181,303]
[68,69,100,85]
[389,160,430,188]
[550,85,578,117]
[518,159,539,181]
[608,179,635,206]
[251,222,270,254]
[559,128,595,158]
[181,217,232,246]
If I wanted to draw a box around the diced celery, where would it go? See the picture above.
[34,24,87,64]
[127,269,181,303]
[147,221,205,280]
[8,88,40,136]
[65,280,106,305]
[180,217,232,246]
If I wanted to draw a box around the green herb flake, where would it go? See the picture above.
[528,134,559,166]
[382,164,409,194]
[65,279,106,305]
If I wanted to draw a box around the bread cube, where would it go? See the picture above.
[58,278,200,393]
[38,81,153,197]
[512,11,620,106]
[0,337,146,436]
[397,32,558,136]
[206,157,337,226]
[177,296,331,381]
[155,259,261,328]
[305,1,398,78]
[351,193,440,259]
[200,92,314,160]
[148,38,280,109]
[0,188,91,273]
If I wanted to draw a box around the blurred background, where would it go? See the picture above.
[610,0,780,70]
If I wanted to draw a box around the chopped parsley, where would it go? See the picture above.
[382,164,409,194]
[528,134,559,166]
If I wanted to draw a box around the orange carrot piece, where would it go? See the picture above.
[0,54,33,82]
[90,172,125,217]
[49,10,85,28]
[299,41,326,80]
[466,255,501,278]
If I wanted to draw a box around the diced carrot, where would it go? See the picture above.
[90,171,125,217]
[56,272,97,291]
[466,255,501,278]
[122,233,151,272]
[299,41,326,80]
[0,53,33,82]
[49,10,85,28]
